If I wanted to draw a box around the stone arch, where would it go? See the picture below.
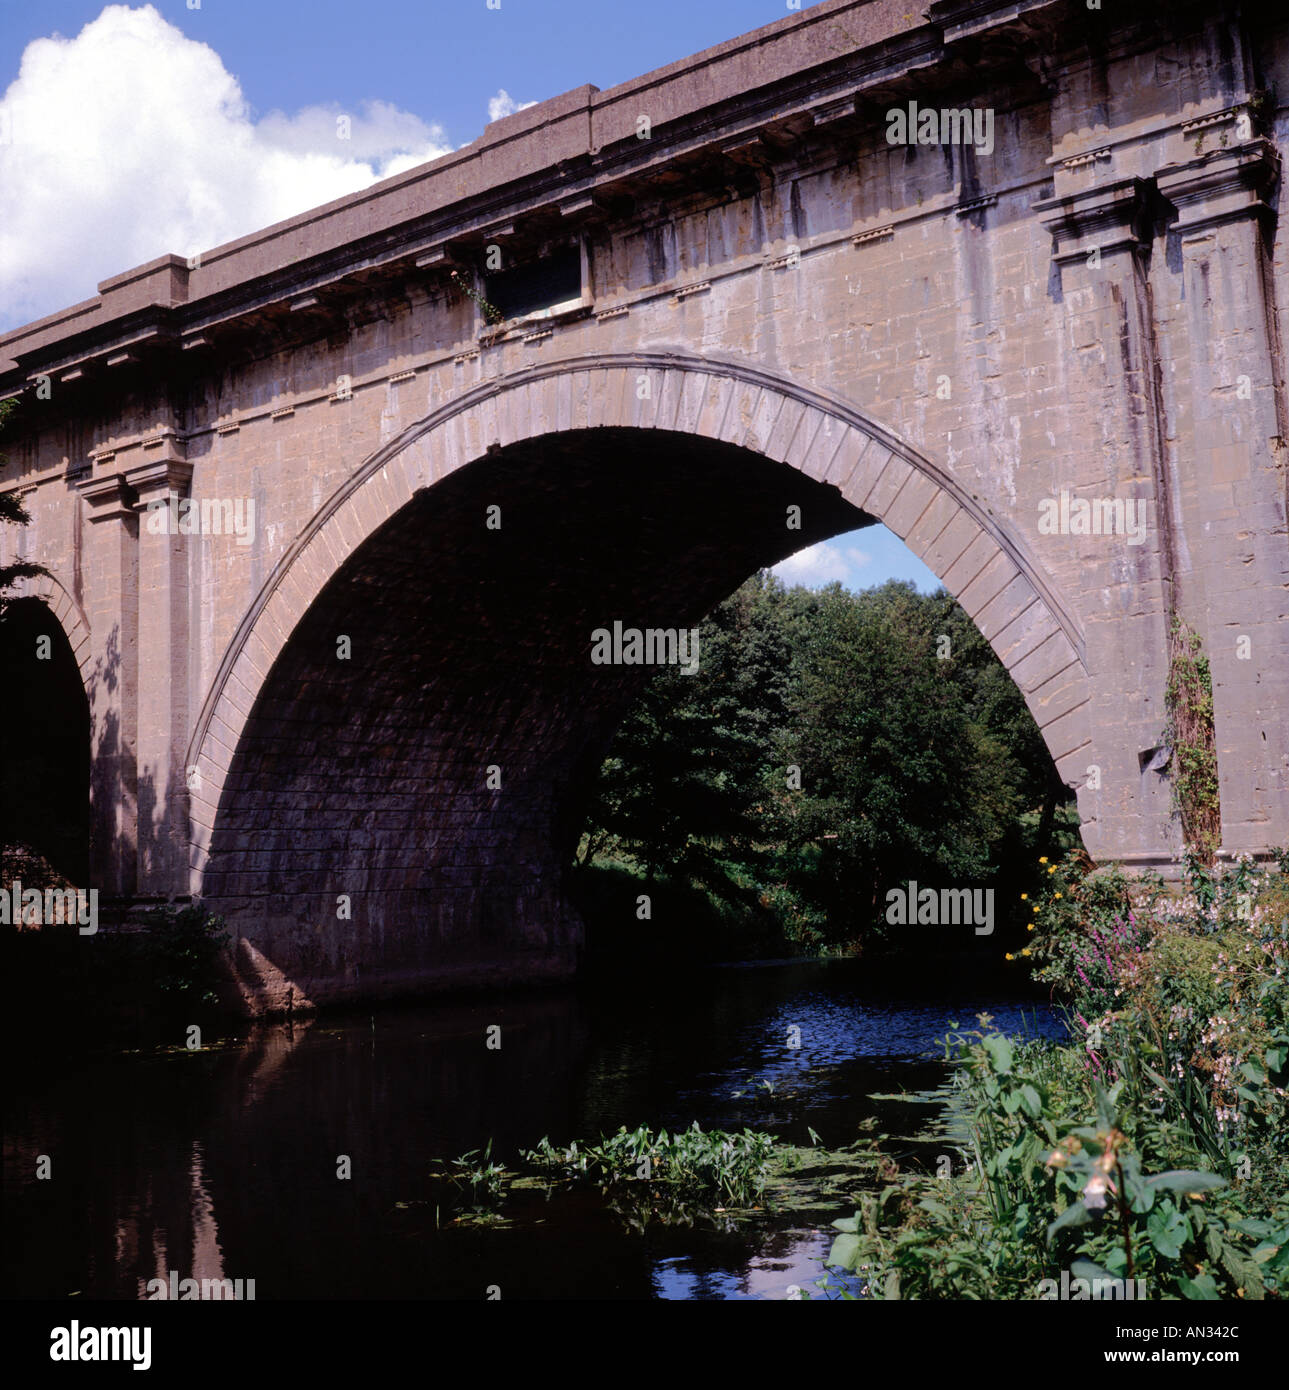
[0,574,93,883]
[5,569,94,693]
[186,350,1092,891]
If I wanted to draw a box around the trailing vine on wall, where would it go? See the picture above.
[449,269,505,327]
[1163,617,1221,865]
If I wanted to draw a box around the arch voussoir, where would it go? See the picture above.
[864,454,914,516]
[883,470,941,541]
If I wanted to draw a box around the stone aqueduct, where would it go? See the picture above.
[1,0,1286,1011]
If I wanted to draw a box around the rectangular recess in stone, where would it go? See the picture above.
[484,245,581,322]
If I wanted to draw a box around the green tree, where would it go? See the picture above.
[776,580,1019,944]
[582,572,794,882]
[0,399,50,619]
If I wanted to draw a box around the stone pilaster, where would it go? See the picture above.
[71,466,138,897]
[125,444,193,896]
[1035,177,1179,870]
[1154,142,1288,861]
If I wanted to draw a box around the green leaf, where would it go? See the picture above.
[981,1035,1014,1075]
[1177,1272,1220,1300]
[1047,1201,1094,1240]
[831,1216,859,1233]
[1093,1079,1119,1129]
[826,1233,861,1271]
[1145,1170,1227,1195]
[1070,1258,1118,1294]
[1147,1207,1189,1259]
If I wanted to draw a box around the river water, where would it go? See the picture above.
[5,958,1065,1301]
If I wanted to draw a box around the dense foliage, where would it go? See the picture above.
[0,398,51,619]
[823,852,1289,1299]
[575,572,1075,954]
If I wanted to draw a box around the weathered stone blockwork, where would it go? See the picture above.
[1,0,1285,1011]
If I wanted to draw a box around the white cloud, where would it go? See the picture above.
[772,540,871,588]
[487,89,537,124]
[0,4,452,330]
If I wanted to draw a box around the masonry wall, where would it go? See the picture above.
[1,3,1285,1009]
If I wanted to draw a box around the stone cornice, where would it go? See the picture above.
[1033,177,1151,263]
[124,454,193,501]
[0,0,1070,391]
[71,470,135,524]
[1155,142,1280,235]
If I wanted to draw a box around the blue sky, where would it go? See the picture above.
[0,0,940,595]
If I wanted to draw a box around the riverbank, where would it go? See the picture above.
[822,850,1289,1300]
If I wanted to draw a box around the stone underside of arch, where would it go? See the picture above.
[186,365,1093,1014]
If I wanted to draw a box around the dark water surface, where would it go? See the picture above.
[5,958,1065,1300]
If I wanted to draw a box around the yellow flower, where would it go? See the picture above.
[1053,892,1062,900]
[1005,953,1015,961]
[1020,893,1028,901]
[1048,866,1057,875]
[1027,924,1034,932]
[1038,857,1048,865]
[1021,947,1032,956]
[1032,904,1040,913]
